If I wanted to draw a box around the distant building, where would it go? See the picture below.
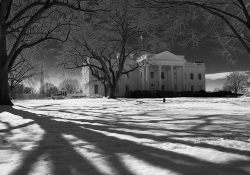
[81,51,206,97]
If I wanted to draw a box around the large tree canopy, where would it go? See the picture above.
[0,0,100,105]
[140,0,250,61]
[57,0,168,98]
[8,47,41,92]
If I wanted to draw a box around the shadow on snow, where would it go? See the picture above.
[0,104,250,175]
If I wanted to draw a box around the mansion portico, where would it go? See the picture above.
[82,51,206,97]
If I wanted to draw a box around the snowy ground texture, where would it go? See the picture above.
[0,97,250,175]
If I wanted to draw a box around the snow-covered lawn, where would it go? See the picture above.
[0,97,250,175]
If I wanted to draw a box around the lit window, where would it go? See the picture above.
[161,72,164,79]
[190,73,194,80]
[150,72,154,79]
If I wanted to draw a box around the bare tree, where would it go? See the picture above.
[139,0,250,61]
[0,0,101,105]
[59,79,80,94]
[8,47,41,94]
[44,82,58,97]
[222,71,248,94]
[57,0,165,98]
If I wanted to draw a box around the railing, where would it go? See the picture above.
[185,62,205,66]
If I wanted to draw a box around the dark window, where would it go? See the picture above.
[141,72,142,78]
[150,72,154,79]
[191,85,194,92]
[151,84,155,87]
[125,84,129,92]
[161,72,164,79]
[198,73,202,80]
[190,73,194,80]
[94,84,98,94]
[199,85,202,91]
[162,85,165,90]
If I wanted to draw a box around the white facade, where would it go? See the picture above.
[81,51,206,97]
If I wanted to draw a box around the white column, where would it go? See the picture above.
[182,66,185,91]
[142,67,145,90]
[146,66,149,90]
[170,65,174,91]
[159,65,162,90]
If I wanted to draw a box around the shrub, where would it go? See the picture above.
[124,90,177,98]
[124,90,234,98]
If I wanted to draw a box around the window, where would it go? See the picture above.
[150,72,154,79]
[94,84,98,94]
[190,73,194,80]
[162,85,165,90]
[116,84,119,94]
[161,72,164,79]
[199,85,202,91]
[198,73,202,80]
[191,85,194,92]
[126,73,129,78]
[150,84,155,90]
[125,84,129,92]
[141,72,142,78]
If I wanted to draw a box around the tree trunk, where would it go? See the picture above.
[0,68,13,105]
[235,88,238,94]
[108,86,116,99]
[104,85,107,97]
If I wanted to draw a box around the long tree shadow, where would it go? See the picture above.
[1,106,250,175]
[11,105,250,157]
[46,113,250,158]
[12,105,250,156]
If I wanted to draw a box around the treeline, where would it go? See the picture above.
[10,78,82,100]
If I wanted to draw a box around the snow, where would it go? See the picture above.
[0,97,250,175]
[205,72,231,80]
[206,71,249,80]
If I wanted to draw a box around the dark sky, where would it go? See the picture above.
[171,42,250,74]
[39,40,250,91]
[42,38,250,77]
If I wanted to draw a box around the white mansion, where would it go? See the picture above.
[81,51,206,97]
